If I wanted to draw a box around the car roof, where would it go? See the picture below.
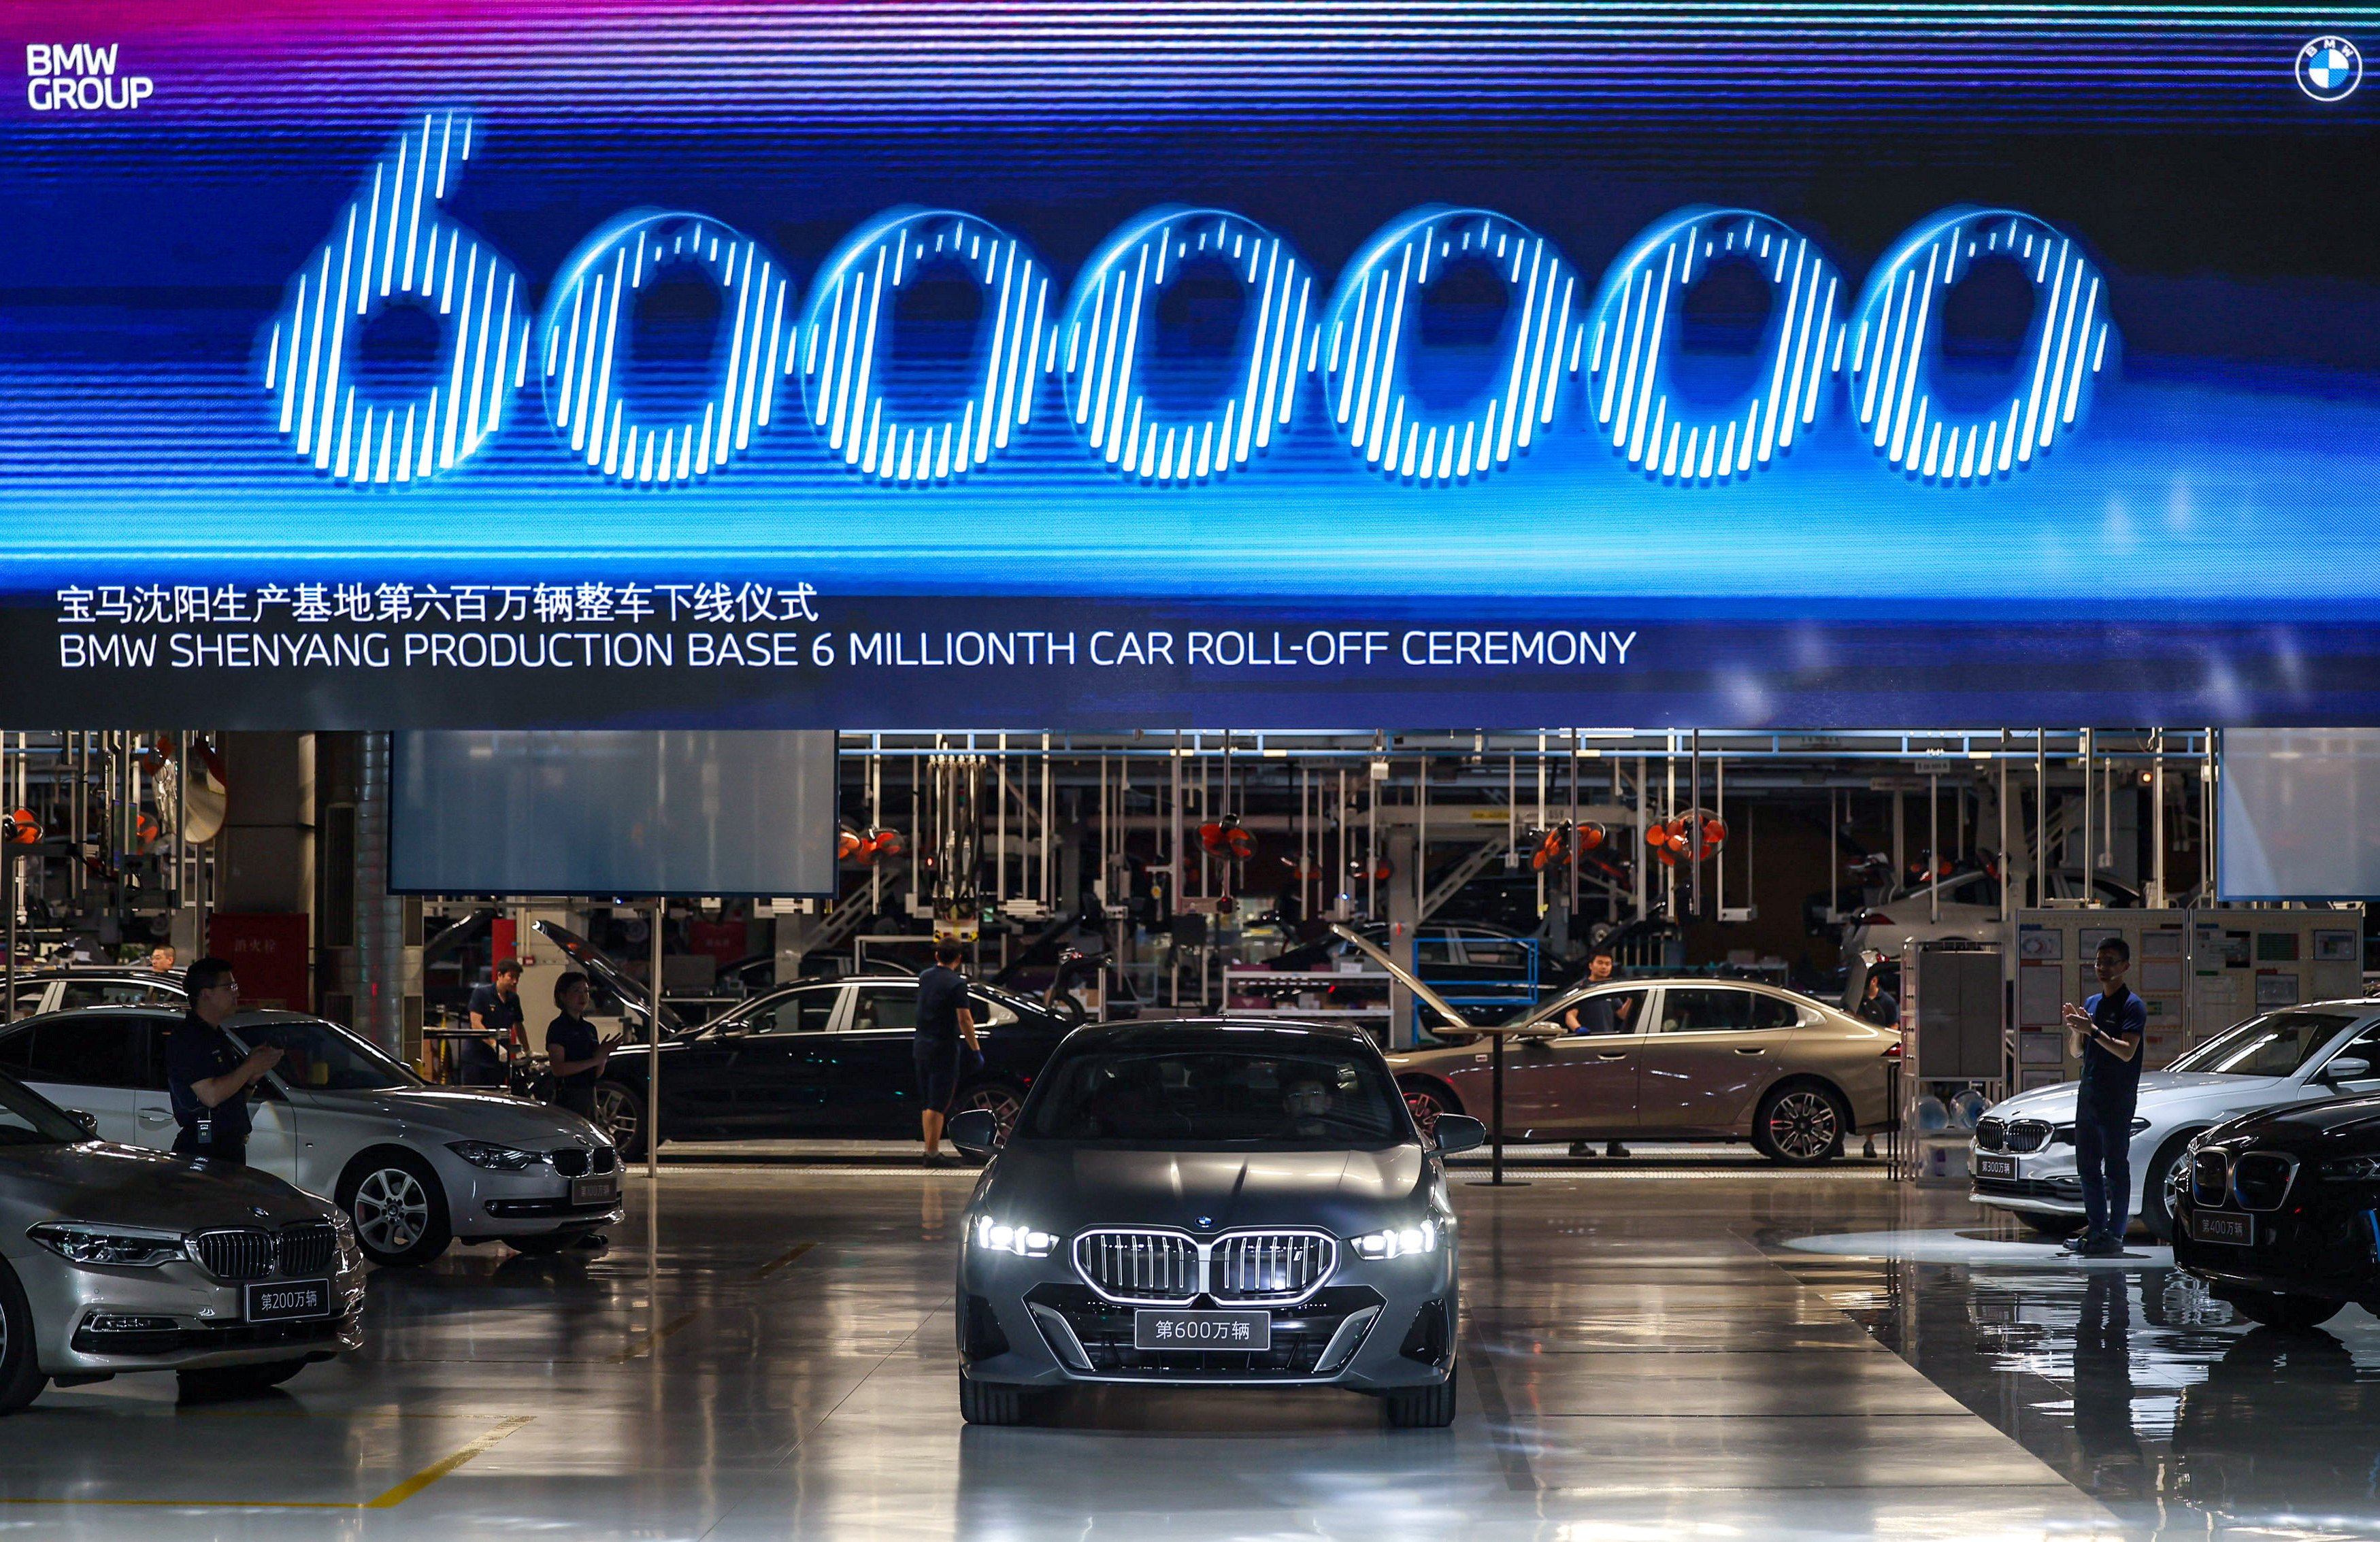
[1061,1018,1384,1052]
[2,1005,343,1028]
[3,1004,183,1025]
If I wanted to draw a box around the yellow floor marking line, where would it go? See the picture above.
[752,1241,816,1279]
[607,1309,700,1363]
[0,1414,535,1510]
[363,1413,535,1507]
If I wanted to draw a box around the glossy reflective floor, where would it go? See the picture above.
[2,1161,2372,1540]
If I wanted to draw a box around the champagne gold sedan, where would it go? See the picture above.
[1344,928,1900,1165]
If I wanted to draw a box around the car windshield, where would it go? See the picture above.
[2166,1010,2360,1077]
[1018,1040,1408,1147]
[235,1017,421,1090]
[0,1073,85,1146]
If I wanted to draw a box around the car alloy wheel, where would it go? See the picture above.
[592,1082,640,1155]
[1764,1089,1841,1162]
[961,1084,1025,1143]
[354,1166,431,1255]
[1401,1084,1451,1139]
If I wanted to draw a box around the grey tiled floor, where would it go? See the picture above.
[2,1163,2285,1540]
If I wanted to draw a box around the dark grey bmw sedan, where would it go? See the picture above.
[950,1020,1479,1428]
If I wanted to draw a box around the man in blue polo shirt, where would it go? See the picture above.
[2062,937,2147,1257]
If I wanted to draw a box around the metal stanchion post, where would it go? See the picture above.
[1491,1030,1504,1184]
[1466,1028,1528,1188]
[647,899,663,1184]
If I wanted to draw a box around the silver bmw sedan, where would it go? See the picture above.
[950,1020,1479,1428]
[0,1070,365,1414]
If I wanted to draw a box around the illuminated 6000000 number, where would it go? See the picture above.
[263,112,2117,492]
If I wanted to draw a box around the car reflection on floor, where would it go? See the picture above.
[1771,1224,2380,1537]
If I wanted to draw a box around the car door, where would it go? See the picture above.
[724,985,846,1133]
[834,982,926,1135]
[1502,986,1651,1137]
[170,1019,303,1181]
[1636,986,1802,1133]
[640,1007,767,1137]
[10,1014,151,1142]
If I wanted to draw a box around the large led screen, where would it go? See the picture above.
[389,731,838,896]
[3,4,2377,727]
[2219,728,2380,901]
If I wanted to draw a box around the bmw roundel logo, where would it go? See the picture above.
[2298,35,2362,102]
[1195,1216,1214,1229]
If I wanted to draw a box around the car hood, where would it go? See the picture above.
[293,1084,609,1146]
[1987,1072,2295,1124]
[0,1140,331,1233]
[2210,1090,2380,1148]
[980,1143,1432,1233]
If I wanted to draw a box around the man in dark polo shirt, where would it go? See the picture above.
[463,958,525,1088]
[163,955,282,1167]
[915,943,982,1164]
[2063,937,2147,1256]
[1562,948,1640,1159]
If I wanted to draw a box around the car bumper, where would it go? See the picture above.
[1968,1139,2156,1219]
[12,1246,367,1379]
[2172,1193,2380,1305]
[443,1158,627,1239]
[955,1247,1457,1392]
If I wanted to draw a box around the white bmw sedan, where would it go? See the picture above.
[1970,1003,2380,1241]
[0,1007,623,1265]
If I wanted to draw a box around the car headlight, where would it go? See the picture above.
[1351,1220,1438,1259]
[2320,1156,2380,1181]
[972,1217,1059,1257]
[27,1222,185,1269]
[448,1140,542,1171]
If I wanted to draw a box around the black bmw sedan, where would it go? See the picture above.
[2171,1086,2380,1331]
[589,973,1078,1160]
[948,1020,1482,1428]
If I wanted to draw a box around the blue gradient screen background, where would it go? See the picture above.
[2,3,2376,728]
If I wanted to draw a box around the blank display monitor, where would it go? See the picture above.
[2219,728,2380,901]
[390,731,837,896]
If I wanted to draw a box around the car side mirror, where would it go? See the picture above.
[947,1108,1001,1157]
[1431,1114,1487,1156]
[2324,1056,2373,1085]
[67,1109,97,1139]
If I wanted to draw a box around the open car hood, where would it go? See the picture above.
[531,920,692,1037]
[1326,923,1559,1039]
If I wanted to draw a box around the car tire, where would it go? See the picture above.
[2226,1290,2346,1333]
[958,1371,1036,1425]
[1398,1079,1463,1141]
[2017,1213,2083,1239]
[177,1358,310,1401]
[0,1258,47,1416]
[337,1150,454,1267]
[2138,1132,2199,1243]
[591,1079,647,1162]
[501,1232,592,1256]
[1751,1082,1849,1166]
[1384,1364,1459,1428]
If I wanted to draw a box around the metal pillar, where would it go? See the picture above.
[646,899,663,1180]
